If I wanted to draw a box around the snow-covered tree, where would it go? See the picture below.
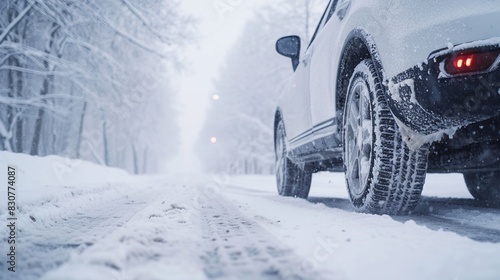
[0,0,195,173]
[197,0,327,174]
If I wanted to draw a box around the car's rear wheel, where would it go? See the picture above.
[343,59,430,214]
[275,119,312,199]
[464,171,500,202]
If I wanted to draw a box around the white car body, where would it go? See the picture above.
[278,0,500,151]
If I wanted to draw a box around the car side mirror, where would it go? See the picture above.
[276,35,301,71]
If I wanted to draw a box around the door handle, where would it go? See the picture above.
[337,0,352,20]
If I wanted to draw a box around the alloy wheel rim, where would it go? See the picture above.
[345,80,373,197]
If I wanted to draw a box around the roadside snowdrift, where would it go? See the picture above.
[0,151,130,225]
[0,151,128,203]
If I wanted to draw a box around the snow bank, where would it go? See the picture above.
[0,151,128,189]
[0,151,133,236]
[0,151,129,210]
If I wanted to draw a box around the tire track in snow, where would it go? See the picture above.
[13,186,160,280]
[199,194,324,280]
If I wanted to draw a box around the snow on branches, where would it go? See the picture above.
[0,0,195,173]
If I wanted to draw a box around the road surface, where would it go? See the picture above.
[2,172,500,280]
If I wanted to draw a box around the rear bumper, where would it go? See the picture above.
[386,39,500,136]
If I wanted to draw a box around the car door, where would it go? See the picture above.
[282,1,335,150]
[308,0,346,143]
[281,44,314,150]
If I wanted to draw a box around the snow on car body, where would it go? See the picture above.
[274,0,500,214]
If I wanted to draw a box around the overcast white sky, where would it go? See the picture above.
[166,0,269,173]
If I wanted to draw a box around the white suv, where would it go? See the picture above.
[274,0,500,214]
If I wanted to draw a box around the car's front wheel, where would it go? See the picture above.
[464,171,500,202]
[343,59,430,214]
[275,119,312,199]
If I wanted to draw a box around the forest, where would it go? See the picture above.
[0,0,193,173]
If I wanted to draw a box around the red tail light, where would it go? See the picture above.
[444,50,500,75]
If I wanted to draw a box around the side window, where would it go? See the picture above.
[308,0,339,48]
[324,0,339,23]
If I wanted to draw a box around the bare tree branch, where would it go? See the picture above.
[0,1,35,44]
[119,0,170,45]
[100,15,170,60]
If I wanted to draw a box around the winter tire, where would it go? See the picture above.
[275,119,312,199]
[343,59,430,214]
[464,171,500,202]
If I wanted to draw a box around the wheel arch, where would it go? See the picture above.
[336,28,387,134]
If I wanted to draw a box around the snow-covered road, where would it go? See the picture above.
[1,152,500,280]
